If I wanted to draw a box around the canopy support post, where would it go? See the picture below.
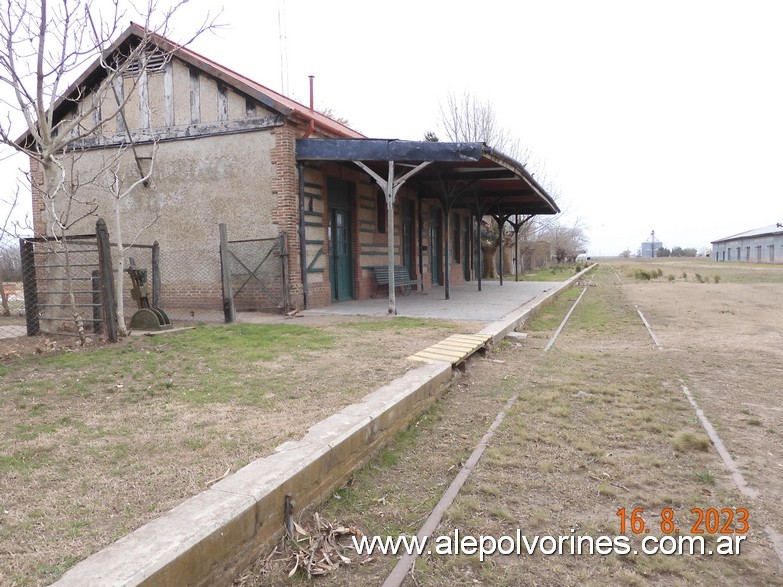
[354,160,431,315]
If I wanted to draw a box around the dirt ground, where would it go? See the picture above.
[619,259,783,564]
[0,315,482,586]
[5,258,783,586]
[237,259,783,586]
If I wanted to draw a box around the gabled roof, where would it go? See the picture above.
[18,23,363,145]
[712,224,783,244]
[137,24,363,139]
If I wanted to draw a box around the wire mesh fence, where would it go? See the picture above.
[1,221,289,340]
[16,232,111,341]
[113,241,225,327]
[0,232,25,340]
[112,230,289,329]
[225,234,288,314]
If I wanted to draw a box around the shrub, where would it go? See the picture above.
[635,270,651,281]
[695,273,704,283]
[668,274,675,282]
[713,275,721,284]
[682,272,687,279]
[673,431,710,453]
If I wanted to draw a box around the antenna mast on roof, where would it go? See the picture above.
[278,1,290,95]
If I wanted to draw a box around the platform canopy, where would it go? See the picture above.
[295,138,560,216]
[295,138,560,315]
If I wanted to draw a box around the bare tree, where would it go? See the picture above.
[0,0,215,342]
[437,92,565,277]
[438,91,529,163]
[105,141,158,334]
[0,188,21,316]
[539,218,588,264]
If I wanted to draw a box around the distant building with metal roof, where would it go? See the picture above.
[712,224,783,263]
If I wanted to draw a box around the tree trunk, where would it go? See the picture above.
[481,242,499,279]
[0,276,10,316]
[502,234,515,276]
[114,199,128,335]
[43,159,87,345]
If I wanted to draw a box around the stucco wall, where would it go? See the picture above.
[34,130,279,314]
[30,52,304,317]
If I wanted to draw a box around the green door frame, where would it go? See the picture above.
[327,179,354,301]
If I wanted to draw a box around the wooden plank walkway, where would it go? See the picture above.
[407,333,492,365]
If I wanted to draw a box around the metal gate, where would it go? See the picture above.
[19,219,118,341]
[219,224,289,322]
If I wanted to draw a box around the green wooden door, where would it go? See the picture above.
[329,208,353,301]
[328,179,353,301]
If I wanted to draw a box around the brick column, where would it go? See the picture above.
[270,125,304,309]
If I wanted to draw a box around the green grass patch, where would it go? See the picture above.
[337,317,452,332]
[515,263,587,282]
[322,408,441,524]
[5,323,339,407]
[0,447,56,473]
[526,287,582,331]
[37,554,79,580]
[160,323,336,361]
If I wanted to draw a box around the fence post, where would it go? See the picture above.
[219,223,235,323]
[91,270,102,334]
[280,231,290,312]
[151,241,161,307]
[19,238,39,336]
[96,218,118,342]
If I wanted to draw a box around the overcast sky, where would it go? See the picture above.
[3,0,782,256]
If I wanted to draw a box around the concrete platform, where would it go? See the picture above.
[303,279,559,322]
[53,268,594,587]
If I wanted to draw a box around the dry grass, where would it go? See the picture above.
[0,315,481,586]
[238,261,783,586]
[673,431,711,453]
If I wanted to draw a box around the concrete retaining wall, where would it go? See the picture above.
[55,362,452,586]
[479,264,596,342]
[54,264,596,586]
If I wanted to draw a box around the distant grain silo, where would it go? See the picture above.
[712,224,783,263]
[640,230,663,258]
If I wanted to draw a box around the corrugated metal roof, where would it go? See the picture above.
[712,224,783,243]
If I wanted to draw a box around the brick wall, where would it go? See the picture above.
[271,125,308,310]
[29,157,47,237]
[306,281,331,308]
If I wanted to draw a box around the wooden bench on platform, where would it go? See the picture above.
[372,265,423,298]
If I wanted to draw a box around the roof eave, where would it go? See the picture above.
[482,145,560,215]
[15,23,300,147]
